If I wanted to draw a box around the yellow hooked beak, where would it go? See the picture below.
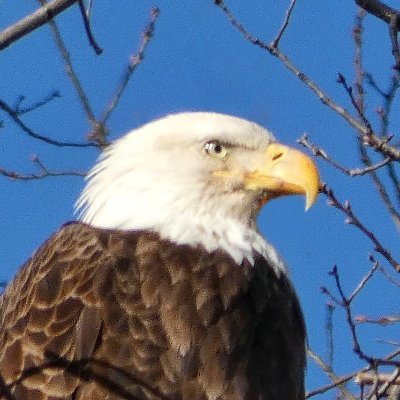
[244,143,320,210]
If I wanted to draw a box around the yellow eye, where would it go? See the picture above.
[204,141,227,158]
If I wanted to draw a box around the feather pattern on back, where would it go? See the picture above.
[0,222,305,400]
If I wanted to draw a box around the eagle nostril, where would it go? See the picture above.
[272,152,283,161]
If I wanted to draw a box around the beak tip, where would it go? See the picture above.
[305,191,318,211]
[305,190,318,212]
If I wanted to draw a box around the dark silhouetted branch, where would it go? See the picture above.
[349,15,399,229]
[0,0,79,51]
[215,1,400,161]
[14,91,60,115]
[322,185,400,272]
[77,0,102,55]
[329,265,400,367]
[0,98,96,148]
[355,0,400,31]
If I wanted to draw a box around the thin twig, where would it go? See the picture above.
[215,0,400,161]
[349,20,400,227]
[98,7,160,127]
[270,0,297,48]
[354,8,366,114]
[377,74,400,211]
[387,163,400,210]
[389,14,400,69]
[325,303,335,370]
[355,315,400,324]
[348,259,380,302]
[14,91,61,115]
[0,166,86,181]
[214,1,366,134]
[0,0,79,51]
[351,14,400,229]
[86,0,94,19]
[366,368,382,400]
[320,286,342,307]
[322,185,400,272]
[366,73,389,98]
[337,73,374,134]
[372,73,400,210]
[329,265,400,367]
[374,339,400,347]
[359,139,400,228]
[379,265,400,287]
[366,74,400,137]
[0,154,86,180]
[0,98,95,148]
[38,0,98,135]
[306,348,357,399]
[77,0,102,54]
[298,133,392,176]
[368,368,400,399]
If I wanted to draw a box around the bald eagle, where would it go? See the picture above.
[0,112,319,400]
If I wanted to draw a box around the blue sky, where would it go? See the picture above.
[1,1,399,397]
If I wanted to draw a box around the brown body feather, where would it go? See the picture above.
[0,222,305,400]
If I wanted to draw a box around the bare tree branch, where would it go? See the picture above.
[366,73,400,212]
[215,0,400,161]
[356,371,400,386]
[329,265,400,367]
[0,98,96,148]
[348,258,380,303]
[322,185,400,272]
[0,162,86,181]
[14,91,60,115]
[306,348,357,399]
[356,0,400,32]
[77,0,102,55]
[0,0,79,51]
[98,7,160,127]
[366,74,400,138]
[389,14,400,69]
[365,368,400,399]
[298,133,392,176]
[351,18,400,228]
[379,265,400,288]
[325,303,335,371]
[337,72,374,134]
[355,315,400,325]
[270,0,297,48]
[38,0,98,137]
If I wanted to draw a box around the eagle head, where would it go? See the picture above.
[76,112,319,267]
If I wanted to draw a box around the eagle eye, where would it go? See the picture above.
[204,140,227,158]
